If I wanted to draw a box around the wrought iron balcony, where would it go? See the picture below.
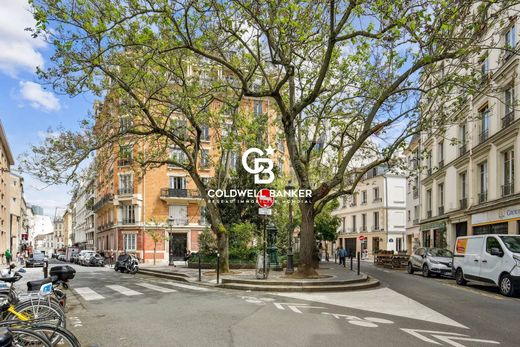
[502,182,515,197]
[160,188,202,199]
[167,218,189,226]
[427,210,432,218]
[479,129,489,144]
[118,187,134,195]
[121,218,136,225]
[460,198,468,209]
[478,191,488,203]
[373,197,382,203]
[118,158,132,166]
[502,111,514,129]
[92,194,114,211]
[459,144,467,156]
[438,206,444,215]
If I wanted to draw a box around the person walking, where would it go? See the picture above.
[338,247,347,267]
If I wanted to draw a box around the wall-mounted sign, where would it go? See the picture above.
[472,204,520,225]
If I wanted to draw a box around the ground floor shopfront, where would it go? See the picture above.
[336,231,405,258]
[470,204,520,235]
[96,226,203,263]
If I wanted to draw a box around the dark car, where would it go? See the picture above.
[26,253,45,268]
[89,254,105,267]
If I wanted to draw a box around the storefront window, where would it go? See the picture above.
[473,222,508,235]
[422,230,431,247]
[434,229,447,248]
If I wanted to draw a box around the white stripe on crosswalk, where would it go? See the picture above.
[158,281,212,292]
[106,285,143,296]
[75,287,105,301]
[135,283,177,293]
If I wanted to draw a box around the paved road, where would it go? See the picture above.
[50,260,519,347]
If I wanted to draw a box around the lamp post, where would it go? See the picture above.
[168,218,175,266]
[285,181,295,275]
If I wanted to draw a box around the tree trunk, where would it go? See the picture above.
[296,202,318,277]
[153,245,156,266]
[216,230,229,273]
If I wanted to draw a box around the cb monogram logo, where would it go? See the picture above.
[242,147,275,184]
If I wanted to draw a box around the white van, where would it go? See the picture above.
[453,234,520,296]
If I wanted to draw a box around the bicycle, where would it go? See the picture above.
[0,326,52,347]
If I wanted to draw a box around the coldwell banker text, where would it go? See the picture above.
[207,188,312,204]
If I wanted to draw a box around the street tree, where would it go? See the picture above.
[146,218,168,266]
[27,0,519,277]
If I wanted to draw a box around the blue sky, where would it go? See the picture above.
[0,0,94,216]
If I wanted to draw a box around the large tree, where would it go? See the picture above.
[27,0,518,276]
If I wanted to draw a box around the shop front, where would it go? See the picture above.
[420,220,447,249]
[471,204,520,235]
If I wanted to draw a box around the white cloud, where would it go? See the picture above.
[0,0,46,76]
[19,81,60,112]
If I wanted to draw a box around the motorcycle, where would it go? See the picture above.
[114,254,139,274]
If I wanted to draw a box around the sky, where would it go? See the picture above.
[0,0,95,217]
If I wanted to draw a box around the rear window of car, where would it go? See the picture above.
[33,254,44,260]
[429,248,453,257]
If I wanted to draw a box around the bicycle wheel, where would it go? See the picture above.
[30,324,80,347]
[9,328,52,347]
[6,301,65,329]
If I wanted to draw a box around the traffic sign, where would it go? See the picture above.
[257,188,275,208]
[359,235,366,241]
[258,208,272,216]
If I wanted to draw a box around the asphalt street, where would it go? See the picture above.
[48,260,520,347]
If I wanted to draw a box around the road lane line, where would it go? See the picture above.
[74,287,105,301]
[135,283,177,293]
[106,285,143,296]
[158,281,212,292]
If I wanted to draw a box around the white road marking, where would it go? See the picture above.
[158,281,212,292]
[274,302,325,314]
[74,287,105,301]
[135,283,177,293]
[106,285,143,296]
[276,288,468,329]
[401,329,500,346]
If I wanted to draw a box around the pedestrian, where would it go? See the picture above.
[5,249,11,264]
[338,247,346,267]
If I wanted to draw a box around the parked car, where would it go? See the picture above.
[89,253,105,267]
[26,252,46,268]
[70,253,80,264]
[407,247,453,277]
[78,251,96,266]
[57,254,66,261]
[453,234,520,297]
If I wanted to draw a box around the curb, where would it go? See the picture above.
[218,277,380,292]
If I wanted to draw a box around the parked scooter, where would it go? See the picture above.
[114,254,139,274]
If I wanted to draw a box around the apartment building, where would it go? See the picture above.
[71,178,95,250]
[94,95,286,263]
[419,12,520,250]
[53,217,65,251]
[0,120,14,254]
[405,135,421,253]
[9,173,24,253]
[63,209,72,248]
[333,166,407,257]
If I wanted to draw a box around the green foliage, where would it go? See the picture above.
[198,227,217,256]
[314,200,340,242]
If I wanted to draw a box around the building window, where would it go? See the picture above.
[407,210,411,222]
[342,217,346,233]
[253,100,263,116]
[504,85,515,128]
[169,147,186,167]
[503,149,515,196]
[169,176,186,190]
[373,212,379,230]
[122,205,135,224]
[505,24,516,49]
[480,107,490,143]
[438,141,444,167]
[201,149,210,168]
[459,171,467,208]
[479,161,488,202]
[373,187,380,201]
[481,55,489,78]
[123,233,136,251]
[438,183,444,211]
[426,189,432,217]
[119,174,133,195]
[361,214,366,231]
[119,116,132,133]
[200,207,209,225]
[352,215,357,232]
[118,145,133,166]
[361,191,367,204]
[200,125,210,141]
[230,151,238,170]
[427,149,433,175]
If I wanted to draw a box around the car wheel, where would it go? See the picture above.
[455,268,467,285]
[422,264,430,277]
[499,273,517,297]
[407,262,414,274]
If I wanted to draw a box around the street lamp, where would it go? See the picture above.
[167,218,175,267]
[285,181,295,275]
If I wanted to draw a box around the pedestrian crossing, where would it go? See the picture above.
[73,281,211,301]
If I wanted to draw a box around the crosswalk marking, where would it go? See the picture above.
[75,287,105,301]
[106,285,143,296]
[135,283,177,293]
[158,281,212,292]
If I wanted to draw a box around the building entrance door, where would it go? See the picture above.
[169,233,187,263]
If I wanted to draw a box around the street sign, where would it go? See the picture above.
[259,208,272,216]
[359,235,366,241]
[257,188,275,208]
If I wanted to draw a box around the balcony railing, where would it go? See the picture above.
[478,191,488,203]
[118,187,134,195]
[121,218,136,225]
[92,194,114,211]
[373,197,382,203]
[502,182,515,197]
[504,50,514,62]
[479,129,489,144]
[460,198,468,209]
[167,218,189,226]
[118,158,132,167]
[412,219,419,225]
[438,206,444,215]
[459,144,467,156]
[160,188,202,199]
[438,160,444,169]
[427,210,432,218]
[502,111,515,129]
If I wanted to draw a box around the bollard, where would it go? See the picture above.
[43,260,48,278]
[216,253,220,285]
[334,253,337,264]
[198,254,202,282]
[350,255,353,271]
[357,251,360,275]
